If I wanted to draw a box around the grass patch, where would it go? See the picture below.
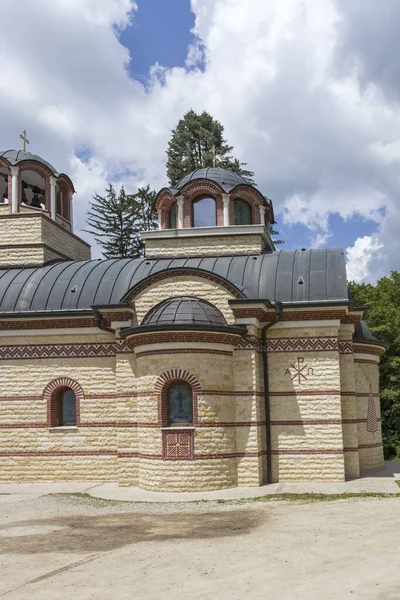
[48,491,400,506]
[396,481,400,489]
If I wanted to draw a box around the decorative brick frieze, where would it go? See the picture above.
[235,335,264,352]
[266,337,339,352]
[338,341,353,354]
[0,342,119,360]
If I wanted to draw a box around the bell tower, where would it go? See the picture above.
[141,167,275,258]
[0,139,91,266]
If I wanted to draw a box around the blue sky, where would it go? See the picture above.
[120,1,196,81]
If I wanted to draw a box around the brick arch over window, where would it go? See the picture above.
[181,180,223,227]
[17,160,53,212]
[155,189,177,229]
[229,185,274,225]
[57,176,74,222]
[43,377,83,427]
[155,369,201,427]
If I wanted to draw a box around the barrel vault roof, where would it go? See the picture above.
[0,248,349,314]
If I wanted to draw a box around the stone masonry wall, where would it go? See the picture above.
[145,234,263,258]
[267,325,345,482]
[128,347,238,491]
[354,353,384,472]
[0,214,90,266]
[0,354,118,482]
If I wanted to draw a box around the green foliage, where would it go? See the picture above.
[349,271,400,458]
[84,184,157,259]
[166,110,254,187]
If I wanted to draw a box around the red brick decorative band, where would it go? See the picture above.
[136,349,233,358]
[0,448,353,460]
[266,337,339,353]
[354,359,379,365]
[358,442,383,449]
[0,340,135,360]
[269,390,341,397]
[0,417,381,429]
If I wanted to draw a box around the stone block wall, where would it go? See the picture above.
[267,325,346,482]
[144,234,264,258]
[0,213,90,265]
[354,350,384,472]
[0,296,385,488]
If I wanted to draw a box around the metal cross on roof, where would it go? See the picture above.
[19,130,30,152]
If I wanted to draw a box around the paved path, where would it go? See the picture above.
[1,462,399,503]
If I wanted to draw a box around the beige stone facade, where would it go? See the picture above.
[0,162,385,491]
[0,212,90,264]
[0,289,385,490]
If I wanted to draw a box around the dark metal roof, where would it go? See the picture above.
[142,297,226,327]
[176,167,250,193]
[0,150,58,176]
[354,321,375,340]
[0,249,349,315]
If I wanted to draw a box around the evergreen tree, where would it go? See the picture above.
[166,110,254,187]
[84,184,157,259]
[128,185,158,256]
[349,272,400,459]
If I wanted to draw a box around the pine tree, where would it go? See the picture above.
[84,184,157,259]
[166,110,254,187]
[128,185,158,256]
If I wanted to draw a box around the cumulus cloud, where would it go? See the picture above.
[1,0,400,281]
[346,234,383,283]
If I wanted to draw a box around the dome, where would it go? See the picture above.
[0,150,58,176]
[354,320,375,341]
[142,296,227,327]
[176,167,251,193]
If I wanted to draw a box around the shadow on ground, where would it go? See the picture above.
[0,509,262,555]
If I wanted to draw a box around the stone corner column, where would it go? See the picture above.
[259,204,266,225]
[177,196,184,229]
[49,176,57,221]
[10,166,19,214]
[157,208,163,230]
[222,193,230,227]
[69,191,74,232]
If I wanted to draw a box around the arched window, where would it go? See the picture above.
[170,203,177,228]
[193,197,216,227]
[234,199,252,225]
[59,389,77,426]
[168,382,193,425]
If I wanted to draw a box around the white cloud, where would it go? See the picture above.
[346,234,383,282]
[1,0,400,280]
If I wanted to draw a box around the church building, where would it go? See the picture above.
[0,147,385,491]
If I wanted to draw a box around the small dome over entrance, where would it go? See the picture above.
[142,296,227,327]
[176,167,250,192]
[0,150,59,176]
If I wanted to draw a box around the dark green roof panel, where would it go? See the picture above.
[0,249,349,314]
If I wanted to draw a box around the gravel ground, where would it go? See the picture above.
[0,493,400,599]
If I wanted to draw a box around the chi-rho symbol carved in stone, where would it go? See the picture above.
[285,357,314,385]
